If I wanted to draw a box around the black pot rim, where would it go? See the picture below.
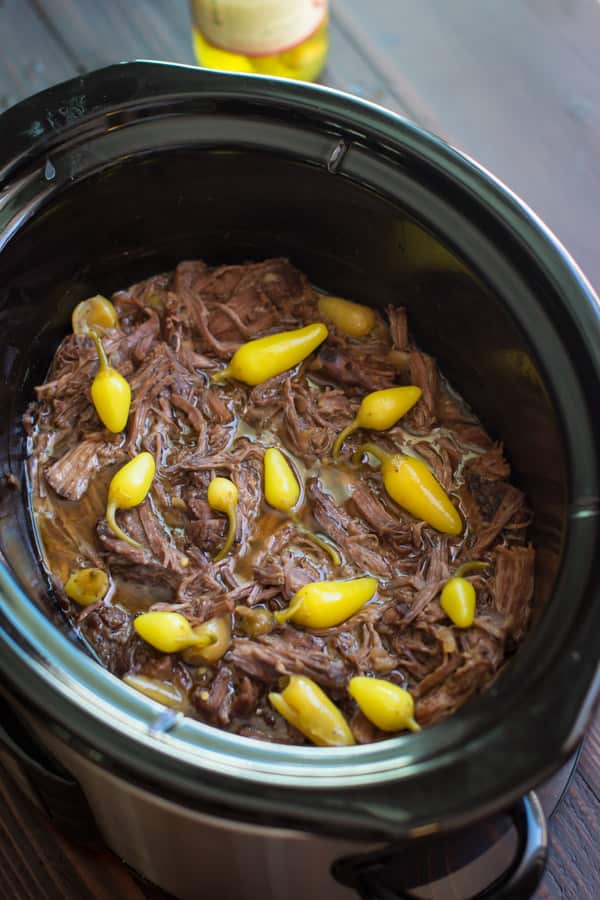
[1,61,599,841]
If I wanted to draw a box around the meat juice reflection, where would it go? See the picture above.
[25,257,534,745]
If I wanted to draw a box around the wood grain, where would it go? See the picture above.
[0,1,598,898]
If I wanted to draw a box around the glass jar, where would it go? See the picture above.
[189,0,329,82]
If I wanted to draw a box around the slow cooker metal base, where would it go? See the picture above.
[33,705,577,900]
[118,751,579,900]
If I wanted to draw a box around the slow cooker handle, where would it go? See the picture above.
[337,793,547,900]
[0,698,99,844]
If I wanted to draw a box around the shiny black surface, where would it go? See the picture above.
[334,793,547,899]
[0,63,599,840]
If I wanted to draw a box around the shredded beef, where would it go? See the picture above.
[405,352,439,431]
[27,257,536,743]
[46,437,125,501]
[230,630,350,690]
[311,345,396,392]
[491,545,535,641]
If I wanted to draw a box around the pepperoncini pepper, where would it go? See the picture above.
[181,616,232,664]
[275,576,378,629]
[317,295,376,338]
[106,452,156,547]
[333,386,422,458]
[123,674,188,711]
[353,443,462,535]
[269,675,355,747]
[89,330,131,433]
[65,567,109,606]
[348,677,420,733]
[236,605,276,637]
[440,561,488,628]
[213,323,328,385]
[134,611,218,654]
[207,477,238,561]
[72,295,119,334]
[263,448,341,566]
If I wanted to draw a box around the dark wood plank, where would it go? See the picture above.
[536,710,600,898]
[0,762,152,900]
[0,0,80,111]
[29,0,195,72]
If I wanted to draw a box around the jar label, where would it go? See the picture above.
[192,0,328,57]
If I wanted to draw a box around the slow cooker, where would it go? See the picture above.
[0,62,599,900]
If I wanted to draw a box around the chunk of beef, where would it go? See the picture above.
[97,517,184,591]
[468,485,528,557]
[465,444,510,481]
[282,378,341,461]
[229,631,349,689]
[46,438,124,501]
[405,352,439,431]
[192,666,235,726]
[415,640,503,727]
[80,604,136,676]
[491,545,535,641]
[350,710,384,745]
[388,305,408,352]
[231,675,262,718]
[347,484,411,538]
[335,623,398,674]
[311,345,396,392]
[308,480,392,578]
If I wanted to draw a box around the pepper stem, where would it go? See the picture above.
[332,419,358,459]
[190,631,218,649]
[352,442,388,467]
[106,500,141,549]
[212,366,231,384]
[407,717,421,733]
[455,561,489,578]
[89,329,109,370]
[290,514,341,566]
[214,507,236,562]
[274,595,303,625]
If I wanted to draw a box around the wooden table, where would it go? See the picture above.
[0,2,598,898]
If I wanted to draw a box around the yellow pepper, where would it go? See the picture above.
[213,323,328,385]
[123,674,188,710]
[264,447,300,511]
[263,448,341,566]
[106,452,156,547]
[89,330,131,433]
[72,295,119,334]
[317,295,376,338]
[353,443,462,535]
[134,611,217,654]
[269,675,355,746]
[181,615,232,664]
[348,677,420,733]
[275,576,378,629]
[236,605,276,637]
[207,477,238,561]
[440,561,488,628]
[333,386,422,458]
[65,567,109,606]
